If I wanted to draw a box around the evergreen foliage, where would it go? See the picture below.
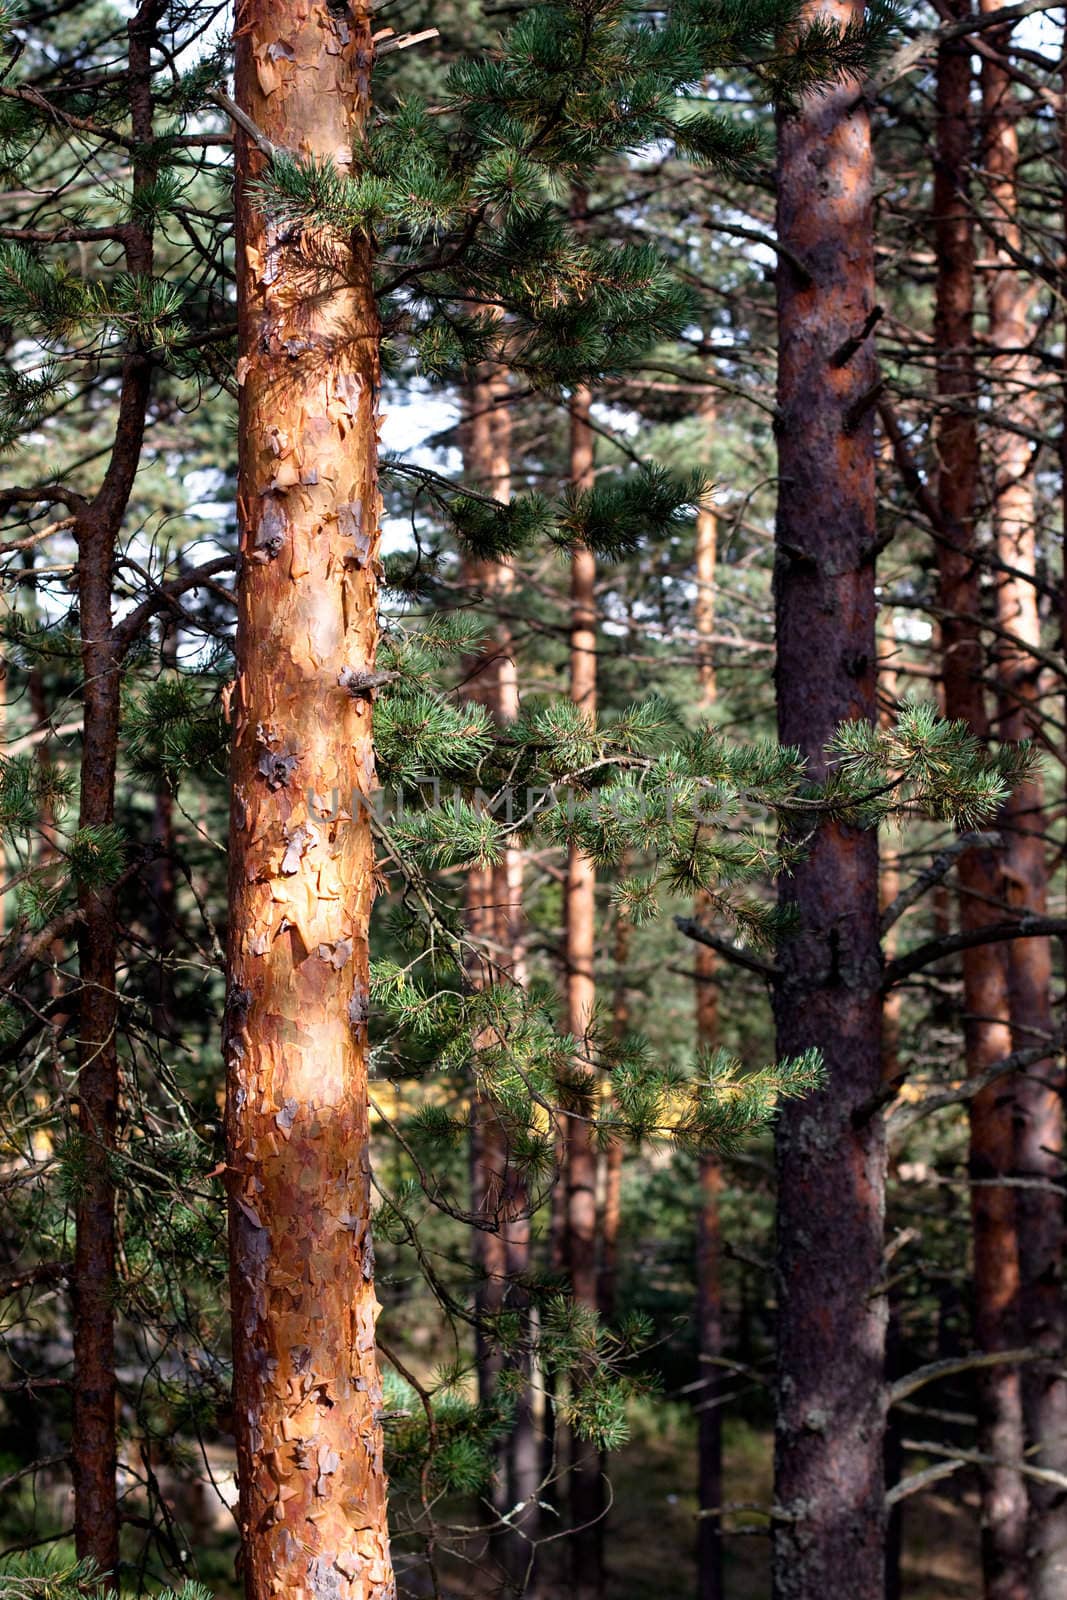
[0,0,1059,1592]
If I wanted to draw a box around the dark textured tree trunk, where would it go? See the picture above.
[931,14,1029,1596]
[225,5,394,1596]
[70,2,160,1574]
[73,509,124,1584]
[565,384,604,1600]
[770,5,887,1595]
[980,17,1067,1594]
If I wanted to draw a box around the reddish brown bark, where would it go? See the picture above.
[771,6,887,1595]
[877,614,905,1600]
[564,385,603,1599]
[980,20,1067,1594]
[931,16,1029,1595]
[148,625,179,1037]
[598,865,630,1325]
[464,376,513,1423]
[878,615,901,1086]
[460,375,540,1584]
[225,6,394,1598]
[70,2,161,1574]
[692,491,723,1600]
[26,583,67,1012]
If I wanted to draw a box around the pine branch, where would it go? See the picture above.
[883,916,1067,990]
[112,554,236,659]
[879,831,1002,933]
[885,1458,966,1509]
[0,484,88,516]
[0,225,129,245]
[0,907,84,995]
[0,1454,72,1498]
[673,916,778,981]
[206,87,277,158]
[891,1349,1047,1408]
[868,0,1063,93]
[0,515,76,558]
[898,1437,1067,1495]
[0,1261,71,1298]
[885,1044,1061,1136]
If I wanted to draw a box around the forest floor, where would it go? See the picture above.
[603,1406,982,1599]
[0,1408,982,1596]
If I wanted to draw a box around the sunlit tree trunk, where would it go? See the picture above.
[932,16,1028,1596]
[225,5,394,1596]
[565,383,603,1599]
[771,4,886,1594]
[981,17,1067,1594]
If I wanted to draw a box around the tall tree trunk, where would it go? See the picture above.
[981,18,1067,1593]
[225,7,394,1598]
[148,622,179,1037]
[598,854,631,1326]
[693,485,724,1600]
[565,384,603,1600]
[878,613,904,1600]
[71,2,160,1573]
[461,374,539,1590]
[878,614,902,1087]
[932,14,1029,1596]
[465,376,511,1427]
[770,5,887,1595]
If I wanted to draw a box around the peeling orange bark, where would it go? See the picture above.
[226,5,394,1598]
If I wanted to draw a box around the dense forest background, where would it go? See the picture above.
[0,0,1064,1597]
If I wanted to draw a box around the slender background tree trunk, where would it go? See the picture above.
[931,15,1028,1597]
[693,481,724,1600]
[461,371,539,1592]
[71,1,161,1573]
[226,6,394,1597]
[879,613,904,1600]
[565,382,603,1600]
[980,18,1067,1593]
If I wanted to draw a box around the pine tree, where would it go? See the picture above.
[225,2,395,1594]
[691,424,724,1600]
[227,1,907,1591]
[1,0,1043,1591]
[770,2,886,1594]
[934,13,1028,1593]
[981,15,1067,1593]
[458,368,540,1586]
[563,378,603,1598]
